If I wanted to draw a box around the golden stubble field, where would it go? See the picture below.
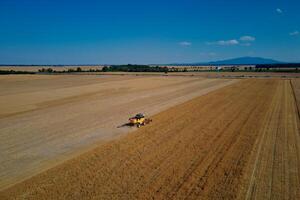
[0,75,236,190]
[0,75,299,199]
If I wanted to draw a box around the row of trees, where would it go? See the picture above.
[102,65,169,72]
[37,65,190,73]
[101,65,190,73]
[0,70,35,74]
[38,67,102,73]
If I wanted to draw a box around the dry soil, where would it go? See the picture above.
[0,75,236,190]
[1,78,299,199]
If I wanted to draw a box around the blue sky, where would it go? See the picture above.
[0,0,299,64]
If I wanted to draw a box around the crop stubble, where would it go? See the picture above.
[0,75,236,190]
[0,78,299,199]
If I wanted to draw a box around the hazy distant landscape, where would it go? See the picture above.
[1,57,300,76]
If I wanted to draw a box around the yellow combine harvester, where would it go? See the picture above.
[129,113,152,128]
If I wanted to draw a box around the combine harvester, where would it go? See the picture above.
[128,113,152,128]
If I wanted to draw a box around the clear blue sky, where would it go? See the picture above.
[0,0,299,64]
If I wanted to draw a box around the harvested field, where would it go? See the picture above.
[1,79,299,199]
[0,75,236,190]
[292,79,300,112]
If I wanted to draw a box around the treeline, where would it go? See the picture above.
[102,64,175,72]
[256,63,300,68]
[38,67,102,73]
[0,70,35,75]
[255,64,300,72]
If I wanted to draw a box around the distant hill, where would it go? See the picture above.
[206,57,282,65]
[169,57,283,66]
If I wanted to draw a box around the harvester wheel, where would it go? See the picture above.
[137,124,141,128]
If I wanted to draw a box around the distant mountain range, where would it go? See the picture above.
[169,57,283,66]
[206,57,282,65]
